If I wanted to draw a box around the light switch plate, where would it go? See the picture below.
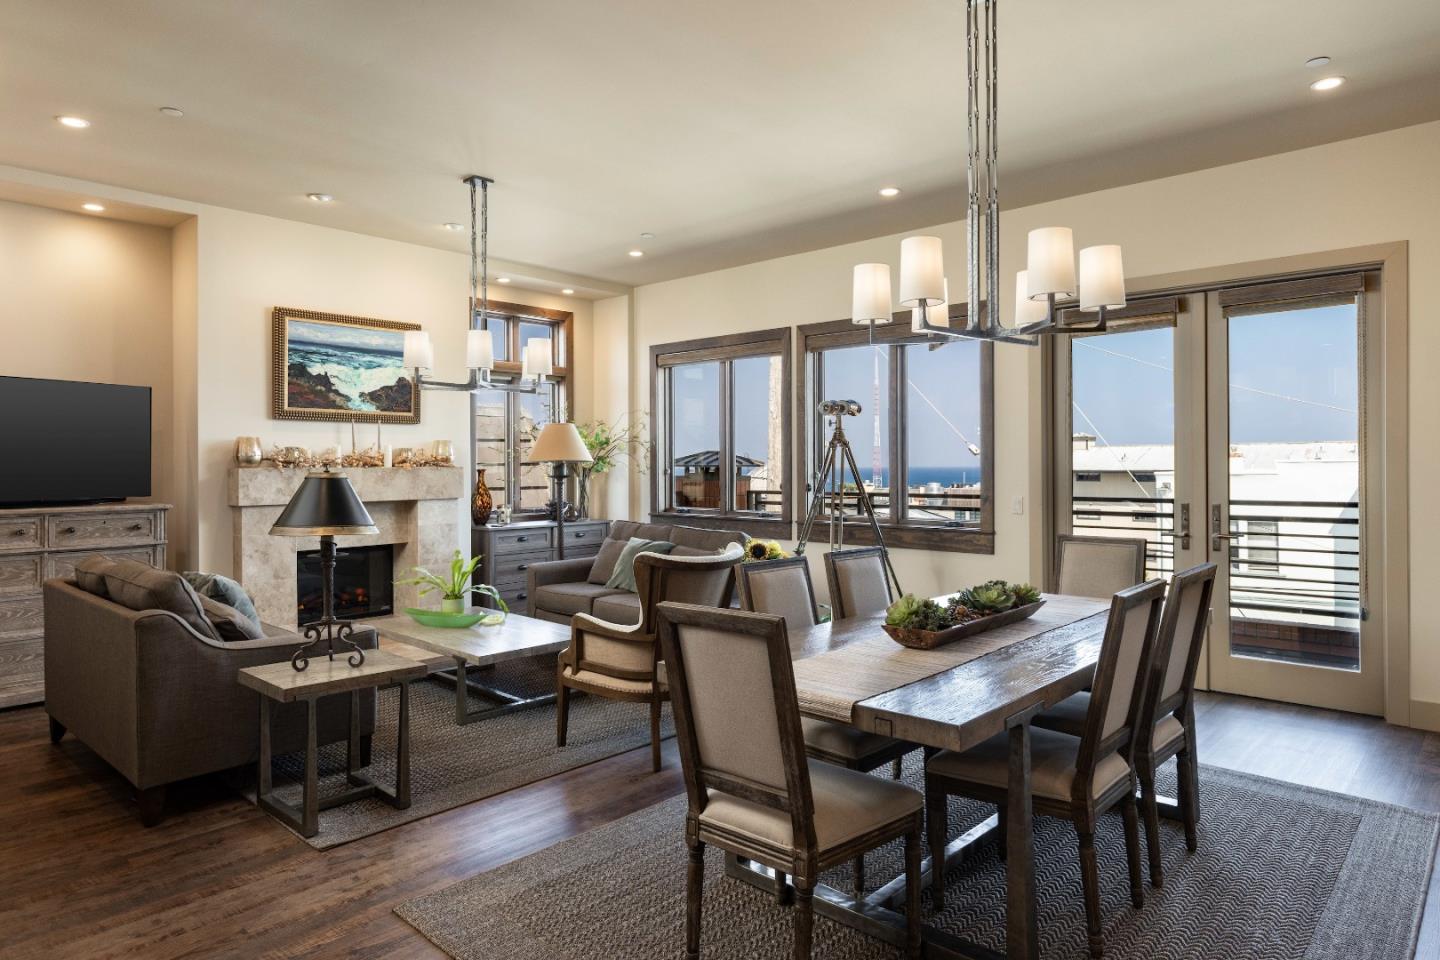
[1011,496,1025,515]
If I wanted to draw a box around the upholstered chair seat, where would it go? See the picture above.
[798,717,902,762]
[1034,692,1187,752]
[927,727,1133,802]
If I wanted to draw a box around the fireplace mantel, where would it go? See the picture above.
[229,466,464,628]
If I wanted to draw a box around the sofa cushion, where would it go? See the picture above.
[670,545,714,557]
[604,538,675,592]
[587,537,629,585]
[592,591,643,625]
[670,524,745,552]
[533,581,628,617]
[101,559,220,641]
[607,520,674,543]
[200,595,266,642]
[183,571,260,624]
[73,555,116,596]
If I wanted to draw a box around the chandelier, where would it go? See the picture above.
[852,0,1126,345]
[402,175,553,392]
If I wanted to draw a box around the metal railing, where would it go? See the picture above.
[1070,495,1176,579]
[745,487,983,523]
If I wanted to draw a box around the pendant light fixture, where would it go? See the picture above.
[855,0,1127,345]
[404,175,553,392]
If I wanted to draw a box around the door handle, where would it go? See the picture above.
[1210,504,1236,550]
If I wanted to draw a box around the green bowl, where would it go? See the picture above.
[403,607,504,629]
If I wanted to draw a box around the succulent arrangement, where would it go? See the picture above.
[886,579,1043,632]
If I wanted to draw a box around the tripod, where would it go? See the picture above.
[795,402,902,598]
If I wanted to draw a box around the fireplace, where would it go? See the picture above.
[297,544,395,624]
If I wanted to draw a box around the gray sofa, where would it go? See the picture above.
[44,568,376,826]
[527,520,744,625]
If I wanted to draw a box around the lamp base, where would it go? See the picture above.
[292,617,366,671]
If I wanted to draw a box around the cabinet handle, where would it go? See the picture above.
[128,523,143,531]
[517,564,530,571]
[516,592,528,601]
[62,526,76,534]
[10,529,24,537]
[574,532,587,538]
[516,535,529,542]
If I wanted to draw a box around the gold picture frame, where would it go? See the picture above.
[271,307,422,423]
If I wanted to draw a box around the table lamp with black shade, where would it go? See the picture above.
[524,423,594,560]
[270,469,378,671]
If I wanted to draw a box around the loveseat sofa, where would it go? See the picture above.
[526,520,744,625]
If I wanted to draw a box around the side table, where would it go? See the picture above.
[238,650,427,838]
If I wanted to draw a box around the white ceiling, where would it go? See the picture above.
[2,0,1438,288]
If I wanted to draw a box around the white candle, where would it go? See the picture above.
[384,445,393,467]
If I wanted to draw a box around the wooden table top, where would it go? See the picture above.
[358,612,571,666]
[237,649,428,702]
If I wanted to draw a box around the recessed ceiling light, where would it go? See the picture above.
[1305,56,1332,68]
[628,249,644,258]
[306,193,334,203]
[1310,76,1346,91]
[56,115,90,129]
[640,232,655,239]
[81,202,105,212]
[442,222,464,231]
[878,186,901,198]
[497,276,511,283]
[561,288,575,295]
[158,106,185,118]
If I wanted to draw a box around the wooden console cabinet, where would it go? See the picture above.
[0,502,170,708]
[471,519,609,615]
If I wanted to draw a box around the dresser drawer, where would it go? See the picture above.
[489,527,554,553]
[0,517,42,553]
[0,635,43,709]
[0,555,43,597]
[489,549,553,584]
[480,583,530,616]
[47,545,163,582]
[49,512,158,550]
[0,596,43,640]
[563,523,607,548]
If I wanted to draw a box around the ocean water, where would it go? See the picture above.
[289,341,406,411]
[850,467,981,488]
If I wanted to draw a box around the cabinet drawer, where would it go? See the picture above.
[0,596,43,640]
[0,518,42,553]
[480,584,530,616]
[47,545,162,582]
[489,549,553,584]
[489,527,553,553]
[563,523,607,547]
[0,635,43,709]
[0,555,43,597]
[49,512,158,550]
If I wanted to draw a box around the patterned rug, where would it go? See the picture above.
[395,758,1437,959]
[248,655,673,849]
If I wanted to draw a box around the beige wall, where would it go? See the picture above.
[627,120,1440,705]
[0,199,177,527]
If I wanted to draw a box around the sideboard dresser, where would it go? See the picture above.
[0,502,170,707]
[471,519,609,615]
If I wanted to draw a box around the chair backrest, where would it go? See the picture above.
[1147,562,1217,721]
[656,602,816,851]
[1075,579,1166,793]
[1055,535,1147,599]
[825,547,892,619]
[633,544,744,634]
[737,556,819,630]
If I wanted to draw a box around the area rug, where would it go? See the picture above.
[395,759,1437,959]
[248,655,672,849]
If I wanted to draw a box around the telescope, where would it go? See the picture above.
[817,399,862,417]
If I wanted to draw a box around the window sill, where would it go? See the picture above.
[801,523,995,555]
[650,512,792,539]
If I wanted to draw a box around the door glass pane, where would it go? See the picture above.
[818,344,891,518]
[516,384,558,512]
[473,388,509,507]
[670,362,722,509]
[1226,301,1360,669]
[1070,327,1175,578]
[905,340,981,524]
[732,355,784,513]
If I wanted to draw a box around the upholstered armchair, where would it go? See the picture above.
[555,544,743,772]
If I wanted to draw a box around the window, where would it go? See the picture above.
[651,328,792,534]
[798,316,994,553]
[471,300,572,520]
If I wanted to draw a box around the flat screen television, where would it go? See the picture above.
[0,376,152,506]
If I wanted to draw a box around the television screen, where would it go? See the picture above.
[0,376,152,506]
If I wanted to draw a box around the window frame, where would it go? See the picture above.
[649,327,793,537]
[470,299,574,521]
[797,307,996,554]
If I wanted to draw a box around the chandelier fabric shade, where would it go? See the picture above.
[1026,227,1077,300]
[1013,271,1048,328]
[520,338,554,381]
[402,330,434,371]
[1079,244,1127,312]
[852,263,894,325]
[899,236,946,306]
[466,328,495,370]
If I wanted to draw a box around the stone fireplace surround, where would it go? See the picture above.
[229,466,463,629]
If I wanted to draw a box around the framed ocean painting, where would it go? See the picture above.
[270,307,422,423]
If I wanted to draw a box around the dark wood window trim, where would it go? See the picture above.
[650,327,793,538]
[797,305,995,555]
[470,299,575,522]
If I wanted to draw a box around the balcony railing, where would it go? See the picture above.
[752,487,983,523]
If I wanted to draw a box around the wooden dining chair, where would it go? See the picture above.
[1033,562,1217,887]
[925,579,1166,959]
[738,556,916,896]
[1055,534,1147,599]
[824,547,893,620]
[656,601,923,960]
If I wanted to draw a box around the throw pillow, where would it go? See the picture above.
[604,538,675,592]
[73,556,117,596]
[183,572,260,624]
[102,559,220,641]
[200,595,266,642]
[587,538,629,585]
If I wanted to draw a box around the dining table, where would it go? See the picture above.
[723,592,1115,960]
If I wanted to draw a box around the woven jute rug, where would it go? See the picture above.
[395,758,1437,959]
[248,655,673,849]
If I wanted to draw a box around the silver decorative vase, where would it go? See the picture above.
[235,436,262,466]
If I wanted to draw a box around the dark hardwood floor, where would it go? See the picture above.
[0,691,1435,959]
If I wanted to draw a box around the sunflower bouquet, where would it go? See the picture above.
[743,538,791,563]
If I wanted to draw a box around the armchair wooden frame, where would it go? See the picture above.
[556,546,742,772]
[656,602,922,960]
[823,547,894,620]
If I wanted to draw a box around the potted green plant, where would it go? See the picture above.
[574,415,649,519]
[395,550,508,617]
[883,579,1044,649]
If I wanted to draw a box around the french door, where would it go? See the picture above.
[1052,270,1384,715]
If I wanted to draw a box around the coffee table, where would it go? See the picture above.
[360,612,571,725]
